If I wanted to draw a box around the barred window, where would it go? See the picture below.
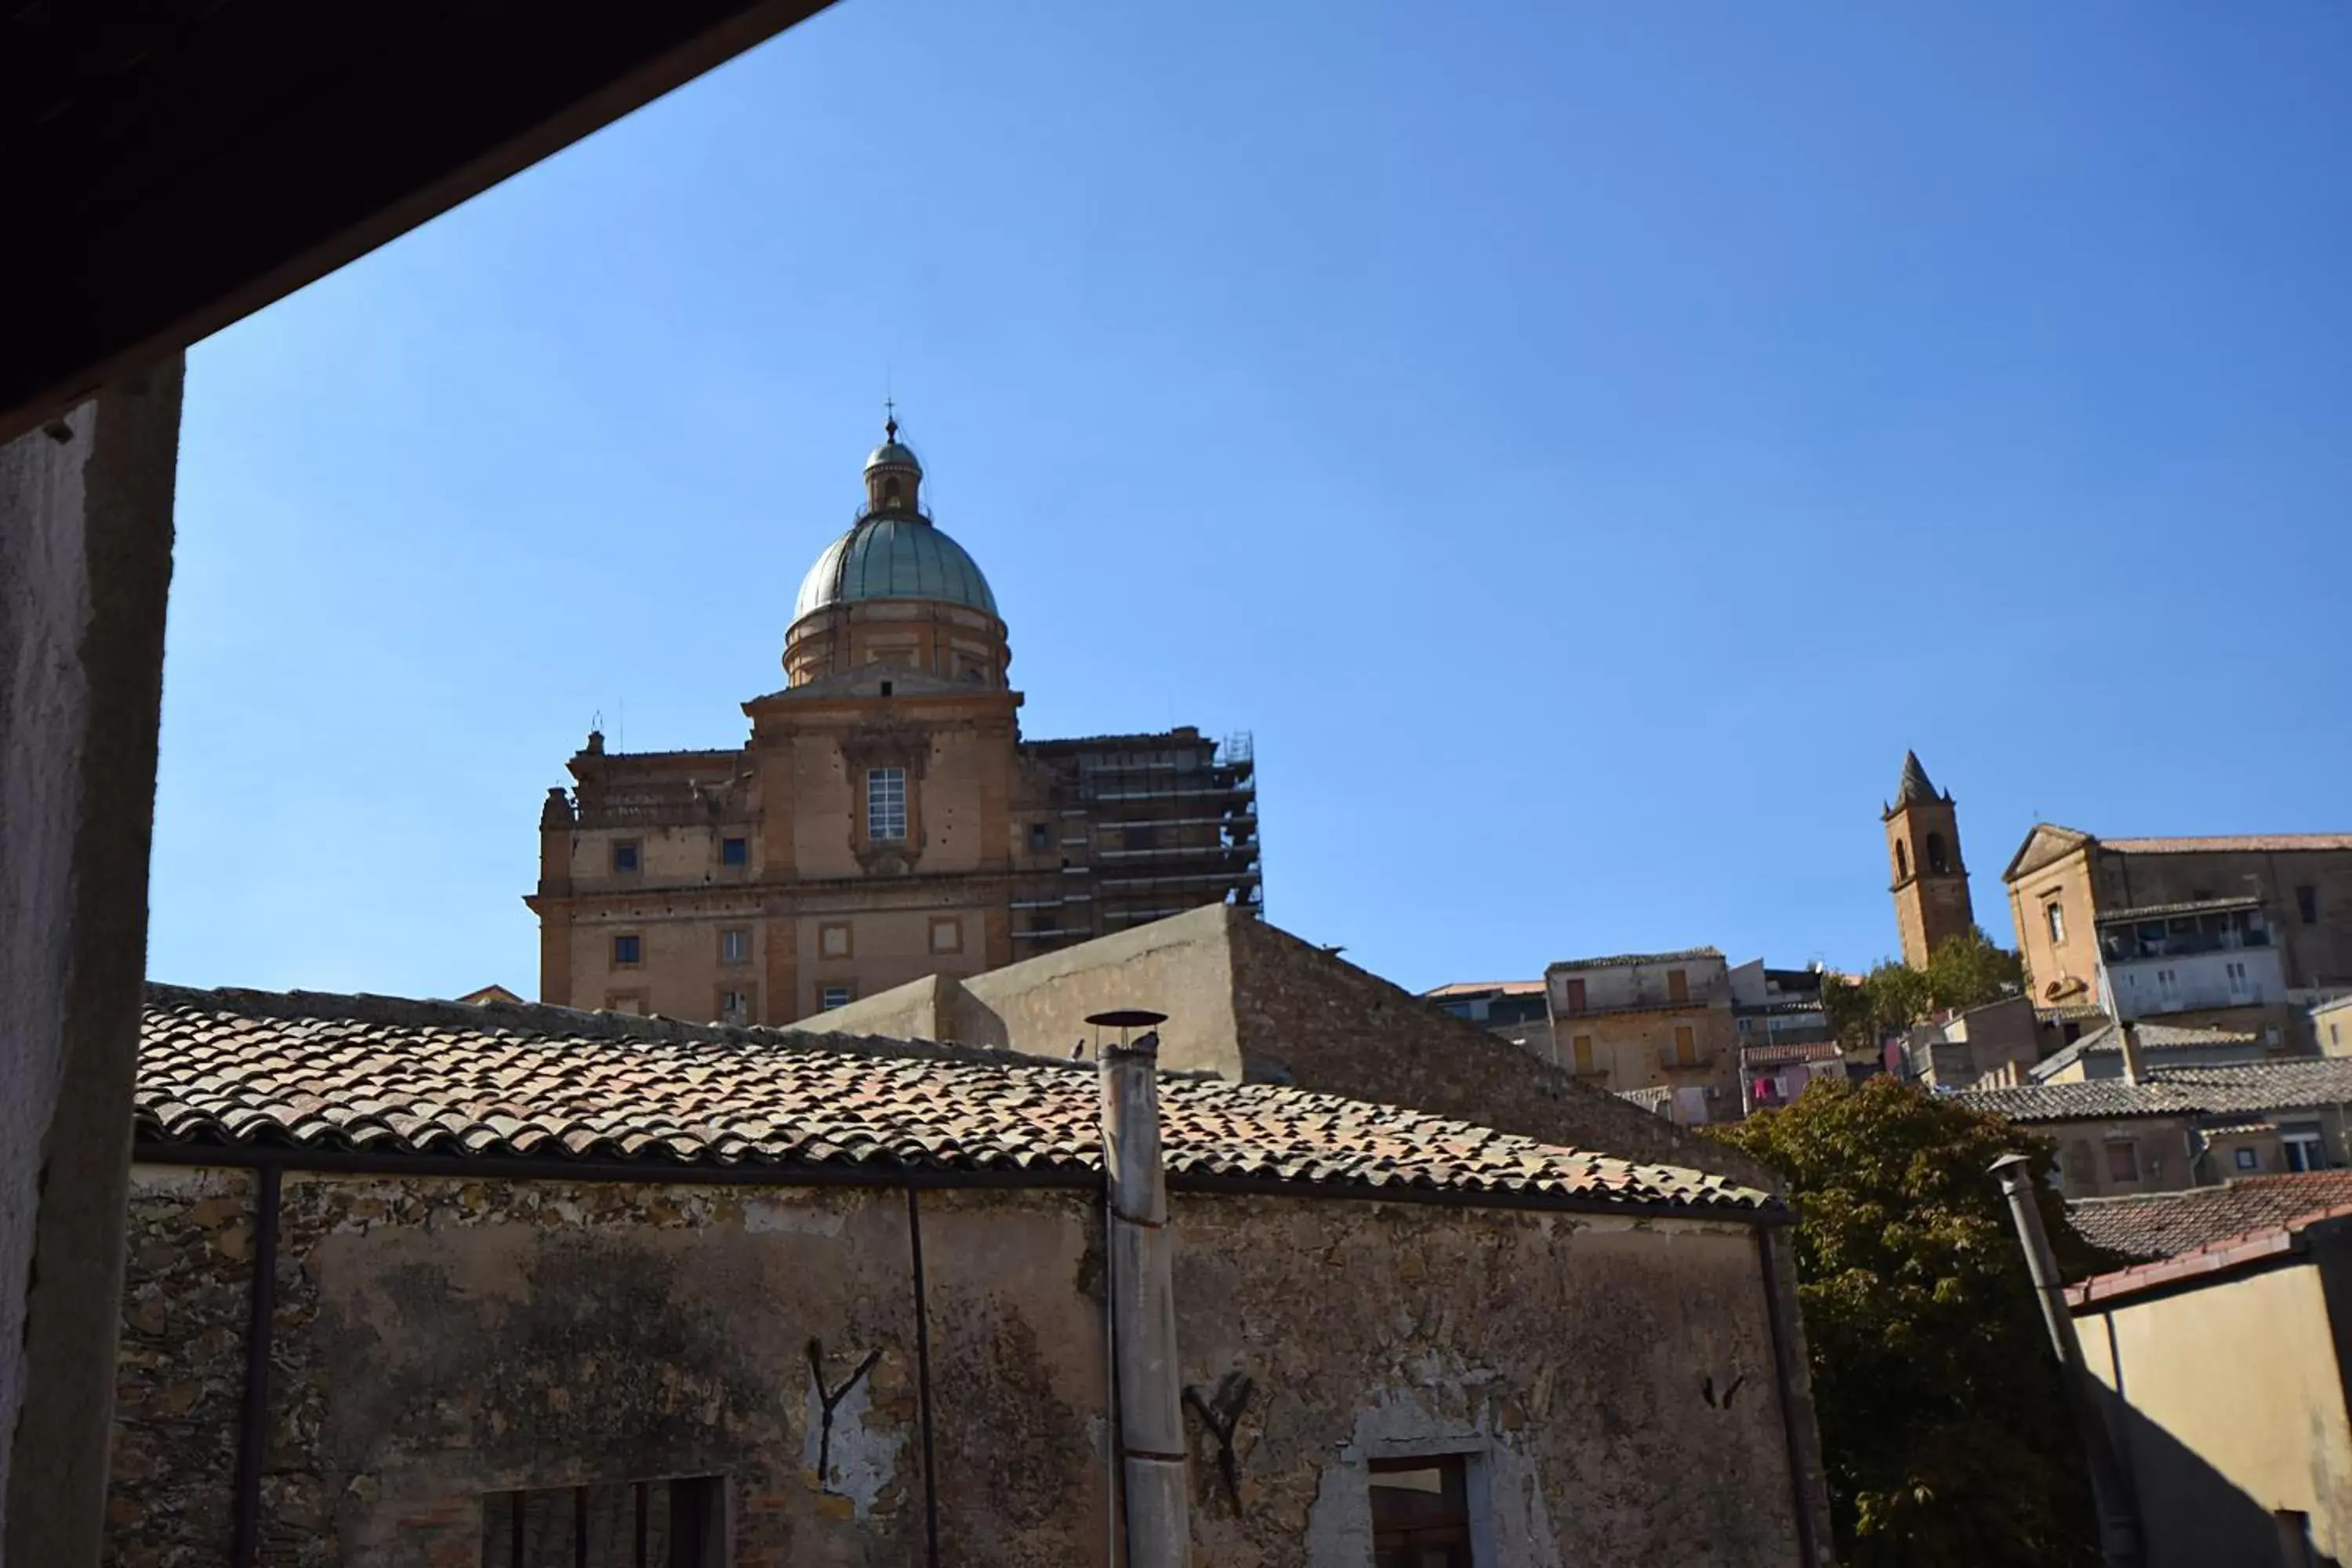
[867,768,907,843]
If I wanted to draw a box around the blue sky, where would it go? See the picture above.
[153,0,2352,1000]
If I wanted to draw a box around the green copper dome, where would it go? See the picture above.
[792,416,995,623]
[792,514,998,621]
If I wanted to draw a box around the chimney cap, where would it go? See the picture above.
[1086,1009,1168,1029]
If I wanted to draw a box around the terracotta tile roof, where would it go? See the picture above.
[2027,1022,2263,1083]
[2067,1173,2352,1261]
[2102,833,2352,855]
[133,985,1774,1216]
[2067,1199,2352,1308]
[1954,1080,2212,1122]
[1957,1058,2352,1123]
[2158,1059,2352,1106]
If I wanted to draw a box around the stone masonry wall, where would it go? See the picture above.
[1230,916,1779,1191]
[107,1167,1806,1567]
[107,1165,256,1568]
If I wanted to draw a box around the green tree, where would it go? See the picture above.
[1714,1077,2115,1567]
[1924,927,2027,1014]
[1821,928,2024,1054]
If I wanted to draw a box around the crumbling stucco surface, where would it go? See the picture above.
[1172,1195,1801,1568]
[107,1168,1806,1567]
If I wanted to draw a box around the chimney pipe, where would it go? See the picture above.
[2117,1021,2147,1086]
[1989,1154,2143,1567]
[1094,1011,1190,1568]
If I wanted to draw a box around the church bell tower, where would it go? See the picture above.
[1883,750,1974,968]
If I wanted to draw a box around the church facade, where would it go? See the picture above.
[526,421,1262,1024]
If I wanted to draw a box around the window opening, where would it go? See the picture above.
[1925,831,1949,874]
[720,837,747,867]
[820,985,853,1011]
[480,1475,721,1568]
[1895,841,1909,881]
[2235,1147,2259,1171]
[1369,1455,1473,1568]
[1666,968,1690,1005]
[867,768,907,842]
[612,840,641,874]
[2298,885,2320,924]
[612,935,641,967]
[2046,901,2067,943]
[720,929,750,965]
[2105,1141,2140,1183]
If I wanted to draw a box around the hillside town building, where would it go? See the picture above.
[104,982,1834,1567]
[526,421,1261,1027]
[2002,824,2352,1051]
[1425,954,1842,1125]
[1956,1054,2352,1200]
[2065,1190,2352,1566]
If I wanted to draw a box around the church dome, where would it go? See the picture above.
[791,415,997,622]
[792,514,998,620]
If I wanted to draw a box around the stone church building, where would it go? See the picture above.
[527,420,1261,1026]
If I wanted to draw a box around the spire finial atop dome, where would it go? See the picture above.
[884,396,898,444]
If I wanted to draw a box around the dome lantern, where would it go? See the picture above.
[862,406,923,515]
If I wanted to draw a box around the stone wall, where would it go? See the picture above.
[106,1163,1809,1567]
[108,1167,256,1567]
[1229,916,1777,1190]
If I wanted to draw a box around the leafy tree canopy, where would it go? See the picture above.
[1714,1076,2113,1567]
[1820,928,2024,1053]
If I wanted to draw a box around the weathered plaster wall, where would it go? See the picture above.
[261,1176,927,1568]
[2,361,182,1567]
[1171,1195,1802,1568]
[2080,1258,2352,1566]
[107,1168,1806,1567]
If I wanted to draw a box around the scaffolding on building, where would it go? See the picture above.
[1009,728,1261,949]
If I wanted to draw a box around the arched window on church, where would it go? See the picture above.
[1895,841,1910,881]
[882,476,902,507]
[1926,833,1949,875]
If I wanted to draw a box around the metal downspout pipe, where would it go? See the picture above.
[1989,1153,2143,1568]
[1096,1015,1192,1568]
